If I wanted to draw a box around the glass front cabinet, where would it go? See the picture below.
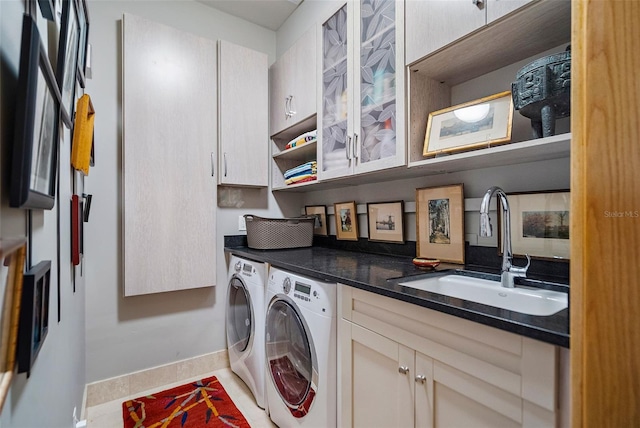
[318,0,405,181]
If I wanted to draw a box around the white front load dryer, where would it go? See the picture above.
[226,255,267,409]
[265,266,337,427]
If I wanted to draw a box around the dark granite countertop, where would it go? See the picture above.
[225,245,569,348]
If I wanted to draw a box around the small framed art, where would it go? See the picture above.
[17,261,51,376]
[10,15,62,210]
[423,91,513,157]
[367,201,404,243]
[0,240,27,410]
[334,201,359,241]
[499,191,570,261]
[305,205,328,236]
[416,184,465,263]
[56,0,81,128]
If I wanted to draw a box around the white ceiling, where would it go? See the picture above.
[196,0,303,31]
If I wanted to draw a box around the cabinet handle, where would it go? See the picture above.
[415,375,427,384]
[224,152,228,177]
[210,152,215,176]
[346,135,352,160]
[285,96,291,118]
[353,133,359,160]
[398,366,410,375]
[289,95,296,116]
[472,0,483,8]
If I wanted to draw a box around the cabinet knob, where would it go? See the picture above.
[415,374,427,384]
[398,366,410,375]
[472,0,484,8]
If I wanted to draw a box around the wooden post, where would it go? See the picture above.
[571,0,640,426]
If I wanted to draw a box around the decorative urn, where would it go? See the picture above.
[511,47,571,138]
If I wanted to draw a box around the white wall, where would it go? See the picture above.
[0,1,86,426]
[84,0,301,384]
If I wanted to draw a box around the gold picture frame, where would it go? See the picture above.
[0,239,27,411]
[499,191,570,261]
[334,201,359,241]
[416,184,465,263]
[305,205,328,236]
[423,91,514,157]
[367,201,405,243]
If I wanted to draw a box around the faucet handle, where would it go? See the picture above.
[509,254,531,277]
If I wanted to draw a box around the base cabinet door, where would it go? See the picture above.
[341,320,414,428]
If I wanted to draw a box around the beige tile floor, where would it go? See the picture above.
[85,367,277,427]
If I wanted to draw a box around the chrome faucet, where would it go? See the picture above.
[479,186,530,288]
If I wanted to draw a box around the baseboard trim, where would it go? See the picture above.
[85,349,229,407]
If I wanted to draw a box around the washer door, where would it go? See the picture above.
[226,276,253,354]
[266,298,318,418]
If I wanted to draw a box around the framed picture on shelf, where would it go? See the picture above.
[334,201,359,241]
[499,191,570,261]
[56,0,80,128]
[367,201,405,243]
[423,91,513,157]
[10,15,62,210]
[0,240,27,411]
[17,260,51,377]
[76,0,90,87]
[305,205,328,236]
[416,184,465,264]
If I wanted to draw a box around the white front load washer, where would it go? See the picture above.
[226,255,267,409]
[265,266,337,427]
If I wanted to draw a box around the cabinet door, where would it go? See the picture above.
[122,14,216,296]
[433,361,522,427]
[405,0,486,64]
[341,320,413,428]
[218,40,268,186]
[319,3,353,180]
[290,25,317,125]
[354,0,405,174]
[269,52,289,136]
[487,0,534,24]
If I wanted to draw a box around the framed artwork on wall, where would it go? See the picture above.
[499,190,571,261]
[56,0,80,127]
[76,0,90,87]
[334,201,359,241]
[367,201,405,243]
[305,205,328,236]
[10,15,62,210]
[17,261,51,377]
[423,91,513,157]
[0,240,27,411]
[416,184,465,264]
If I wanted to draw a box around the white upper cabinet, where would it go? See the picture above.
[318,0,405,181]
[270,25,317,136]
[218,40,269,187]
[406,0,534,65]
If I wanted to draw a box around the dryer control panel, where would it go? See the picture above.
[269,270,336,317]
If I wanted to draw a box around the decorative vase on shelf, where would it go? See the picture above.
[511,46,571,139]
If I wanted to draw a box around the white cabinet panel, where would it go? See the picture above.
[122,13,216,296]
[218,40,268,187]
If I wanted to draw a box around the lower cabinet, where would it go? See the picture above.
[339,286,559,428]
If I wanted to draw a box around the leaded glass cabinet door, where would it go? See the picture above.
[319,3,353,180]
[355,0,405,174]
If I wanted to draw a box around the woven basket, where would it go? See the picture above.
[244,215,314,250]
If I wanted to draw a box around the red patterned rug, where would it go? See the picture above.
[122,376,250,428]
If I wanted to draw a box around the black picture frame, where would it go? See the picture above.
[76,0,90,88]
[17,260,51,377]
[56,0,80,128]
[9,15,62,210]
[37,0,55,21]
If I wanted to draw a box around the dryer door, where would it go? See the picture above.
[266,298,318,418]
[226,276,253,354]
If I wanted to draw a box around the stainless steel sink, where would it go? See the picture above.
[398,273,568,316]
